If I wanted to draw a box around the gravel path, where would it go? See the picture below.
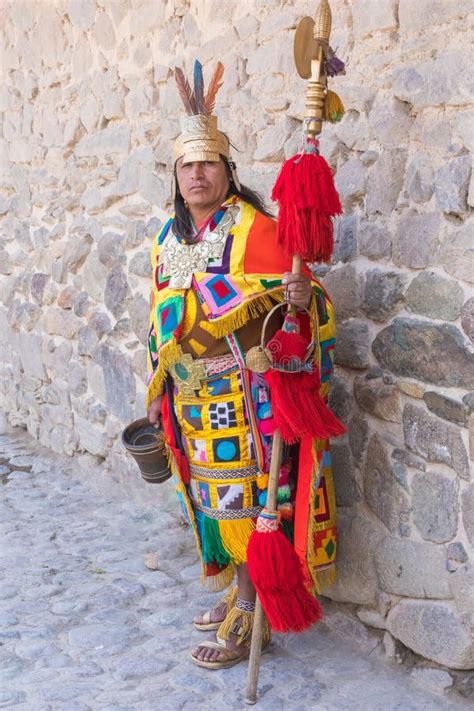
[0,427,469,710]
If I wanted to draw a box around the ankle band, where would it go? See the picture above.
[236,598,256,613]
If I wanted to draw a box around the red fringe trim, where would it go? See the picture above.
[247,528,323,633]
[272,153,342,262]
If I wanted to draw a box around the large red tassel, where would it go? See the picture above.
[247,509,323,632]
[271,141,342,262]
[264,326,346,444]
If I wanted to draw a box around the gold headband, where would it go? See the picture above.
[174,115,230,163]
[173,61,232,164]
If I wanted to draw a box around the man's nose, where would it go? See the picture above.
[190,162,204,179]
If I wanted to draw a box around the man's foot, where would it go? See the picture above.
[192,586,237,631]
[190,628,251,669]
[192,600,228,631]
[190,600,271,670]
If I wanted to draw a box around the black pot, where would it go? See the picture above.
[121,418,171,484]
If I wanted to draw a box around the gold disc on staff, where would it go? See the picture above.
[245,346,271,373]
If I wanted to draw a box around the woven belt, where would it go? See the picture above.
[189,463,259,480]
[193,502,262,520]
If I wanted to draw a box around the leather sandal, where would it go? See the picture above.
[190,634,253,670]
[193,586,237,632]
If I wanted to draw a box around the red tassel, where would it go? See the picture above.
[264,329,346,444]
[271,151,342,262]
[247,526,323,632]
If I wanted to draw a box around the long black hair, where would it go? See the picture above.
[172,157,274,243]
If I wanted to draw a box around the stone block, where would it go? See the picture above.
[461,298,474,341]
[67,0,96,30]
[93,8,116,51]
[366,149,407,216]
[129,250,152,278]
[406,271,464,321]
[333,214,358,263]
[375,536,451,598]
[78,325,99,357]
[410,668,453,694]
[369,98,414,149]
[31,272,50,306]
[334,320,370,369]
[45,309,81,340]
[94,344,135,421]
[393,50,474,109]
[450,564,474,618]
[461,484,474,546]
[76,126,131,158]
[447,543,468,573]
[423,392,469,427]
[75,415,108,458]
[386,599,474,669]
[87,363,106,402]
[413,471,458,543]
[434,156,471,215]
[334,158,366,206]
[441,224,474,284]
[373,319,474,390]
[405,152,434,203]
[57,286,76,310]
[348,412,369,467]
[331,442,360,506]
[18,332,47,380]
[127,294,149,347]
[321,511,384,605]
[393,212,440,269]
[130,0,166,34]
[321,265,361,321]
[403,403,469,478]
[358,221,392,261]
[352,0,398,37]
[98,232,125,267]
[253,120,292,162]
[361,269,405,323]
[328,375,353,424]
[63,233,93,274]
[82,251,108,304]
[364,434,410,534]
[89,312,112,339]
[43,340,73,380]
[104,267,130,319]
[354,372,402,423]
[399,0,472,32]
[391,448,426,472]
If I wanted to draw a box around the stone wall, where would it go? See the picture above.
[0,0,473,671]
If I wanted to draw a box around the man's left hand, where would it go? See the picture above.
[282,272,313,309]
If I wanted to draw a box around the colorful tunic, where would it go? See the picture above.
[147,196,338,593]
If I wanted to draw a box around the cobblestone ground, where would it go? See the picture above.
[0,427,470,711]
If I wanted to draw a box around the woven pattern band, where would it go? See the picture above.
[189,463,260,480]
[193,503,262,520]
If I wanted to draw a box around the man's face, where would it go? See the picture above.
[176,158,230,213]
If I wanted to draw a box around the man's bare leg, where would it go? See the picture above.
[192,563,256,663]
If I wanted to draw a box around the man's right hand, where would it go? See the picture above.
[148,395,163,425]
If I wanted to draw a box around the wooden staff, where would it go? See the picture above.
[245,1,332,704]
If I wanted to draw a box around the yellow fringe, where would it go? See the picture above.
[145,337,182,408]
[217,606,271,647]
[204,289,285,340]
[324,90,345,123]
[315,565,337,590]
[217,518,256,566]
[203,563,236,593]
[217,606,254,646]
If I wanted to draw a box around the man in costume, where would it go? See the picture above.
[146,61,338,669]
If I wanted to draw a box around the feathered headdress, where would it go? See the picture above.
[173,60,232,165]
